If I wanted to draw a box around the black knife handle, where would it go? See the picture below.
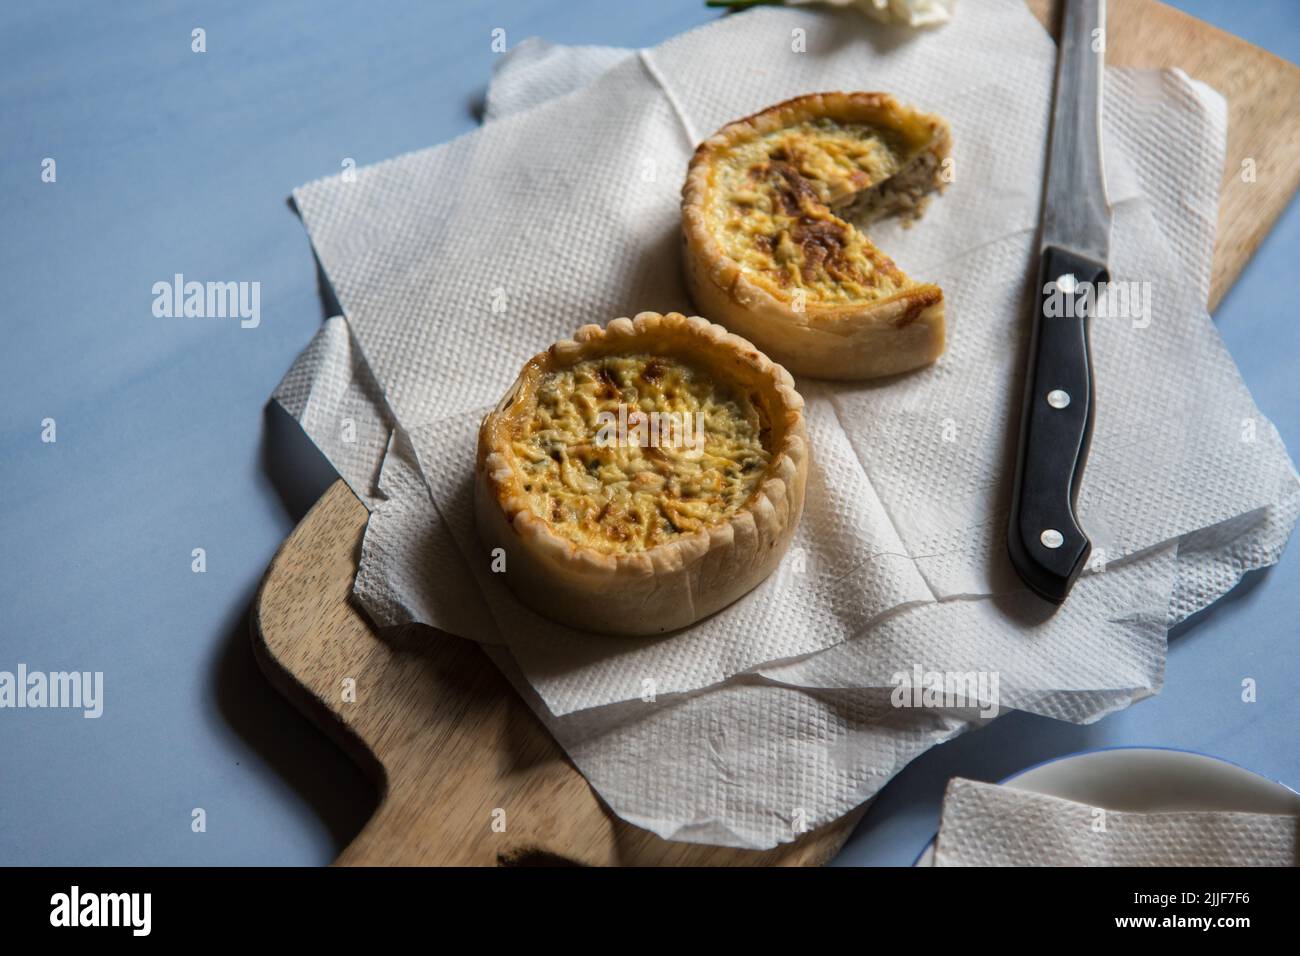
[1007,245,1103,604]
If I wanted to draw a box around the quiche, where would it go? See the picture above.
[681,92,952,380]
[475,312,807,636]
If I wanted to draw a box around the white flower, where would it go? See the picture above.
[791,0,957,29]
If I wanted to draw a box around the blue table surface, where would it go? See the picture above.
[1,0,1297,866]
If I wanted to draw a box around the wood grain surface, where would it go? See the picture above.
[253,1,1298,866]
[252,481,864,865]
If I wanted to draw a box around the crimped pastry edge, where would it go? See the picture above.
[681,91,951,380]
[474,311,809,636]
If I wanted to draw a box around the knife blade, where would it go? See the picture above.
[1007,0,1112,604]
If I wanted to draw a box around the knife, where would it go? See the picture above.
[1007,0,1111,604]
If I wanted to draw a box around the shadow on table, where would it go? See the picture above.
[209,402,375,860]
[260,400,339,523]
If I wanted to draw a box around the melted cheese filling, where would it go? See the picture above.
[510,354,771,553]
[704,118,910,304]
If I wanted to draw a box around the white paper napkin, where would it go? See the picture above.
[272,317,498,639]
[483,38,629,124]
[272,315,390,509]
[286,1,1294,710]
[408,392,936,714]
[268,2,1299,847]
[933,777,1299,866]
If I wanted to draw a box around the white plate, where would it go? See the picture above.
[914,746,1300,866]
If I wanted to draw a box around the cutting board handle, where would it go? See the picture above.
[252,481,860,865]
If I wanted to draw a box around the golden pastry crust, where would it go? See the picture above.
[476,312,807,636]
[681,92,951,380]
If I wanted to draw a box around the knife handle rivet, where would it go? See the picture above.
[1055,273,1079,294]
[1040,529,1064,549]
[1046,389,1071,409]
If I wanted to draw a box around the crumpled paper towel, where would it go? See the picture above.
[482,38,629,123]
[408,394,934,714]
[270,1,1299,847]
[932,777,1300,866]
[289,0,1293,709]
[272,317,499,640]
[272,314,390,509]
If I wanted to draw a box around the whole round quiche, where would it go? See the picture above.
[475,312,807,636]
[682,92,952,380]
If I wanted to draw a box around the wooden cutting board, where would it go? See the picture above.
[253,480,864,865]
[252,0,1300,866]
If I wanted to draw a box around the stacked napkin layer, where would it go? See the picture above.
[271,1,1298,848]
[933,777,1299,866]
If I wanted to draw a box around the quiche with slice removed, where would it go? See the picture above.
[475,312,807,636]
[682,92,952,380]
